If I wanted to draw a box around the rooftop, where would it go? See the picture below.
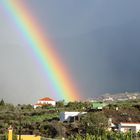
[39,97,54,101]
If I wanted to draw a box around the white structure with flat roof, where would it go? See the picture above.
[60,112,87,122]
[119,122,140,133]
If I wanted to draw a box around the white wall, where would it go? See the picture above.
[37,100,56,106]
[119,123,140,133]
[60,112,86,122]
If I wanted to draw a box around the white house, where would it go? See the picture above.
[60,112,87,122]
[118,122,140,133]
[33,97,56,109]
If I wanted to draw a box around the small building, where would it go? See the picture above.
[118,122,140,133]
[60,112,87,122]
[8,126,41,140]
[33,97,56,109]
[91,102,107,110]
[17,135,41,140]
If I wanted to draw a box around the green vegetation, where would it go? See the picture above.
[68,132,138,140]
[1,99,140,139]
[81,112,108,135]
[91,102,107,110]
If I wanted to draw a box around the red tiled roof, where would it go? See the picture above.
[39,97,54,101]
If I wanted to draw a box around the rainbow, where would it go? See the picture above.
[2,1,80,101]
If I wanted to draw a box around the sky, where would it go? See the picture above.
[0,0,140,104]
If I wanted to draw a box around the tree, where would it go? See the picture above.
[81,112,108,135]
[0,99,5,106]
[56,100,65,108]
[66,101,87,111]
